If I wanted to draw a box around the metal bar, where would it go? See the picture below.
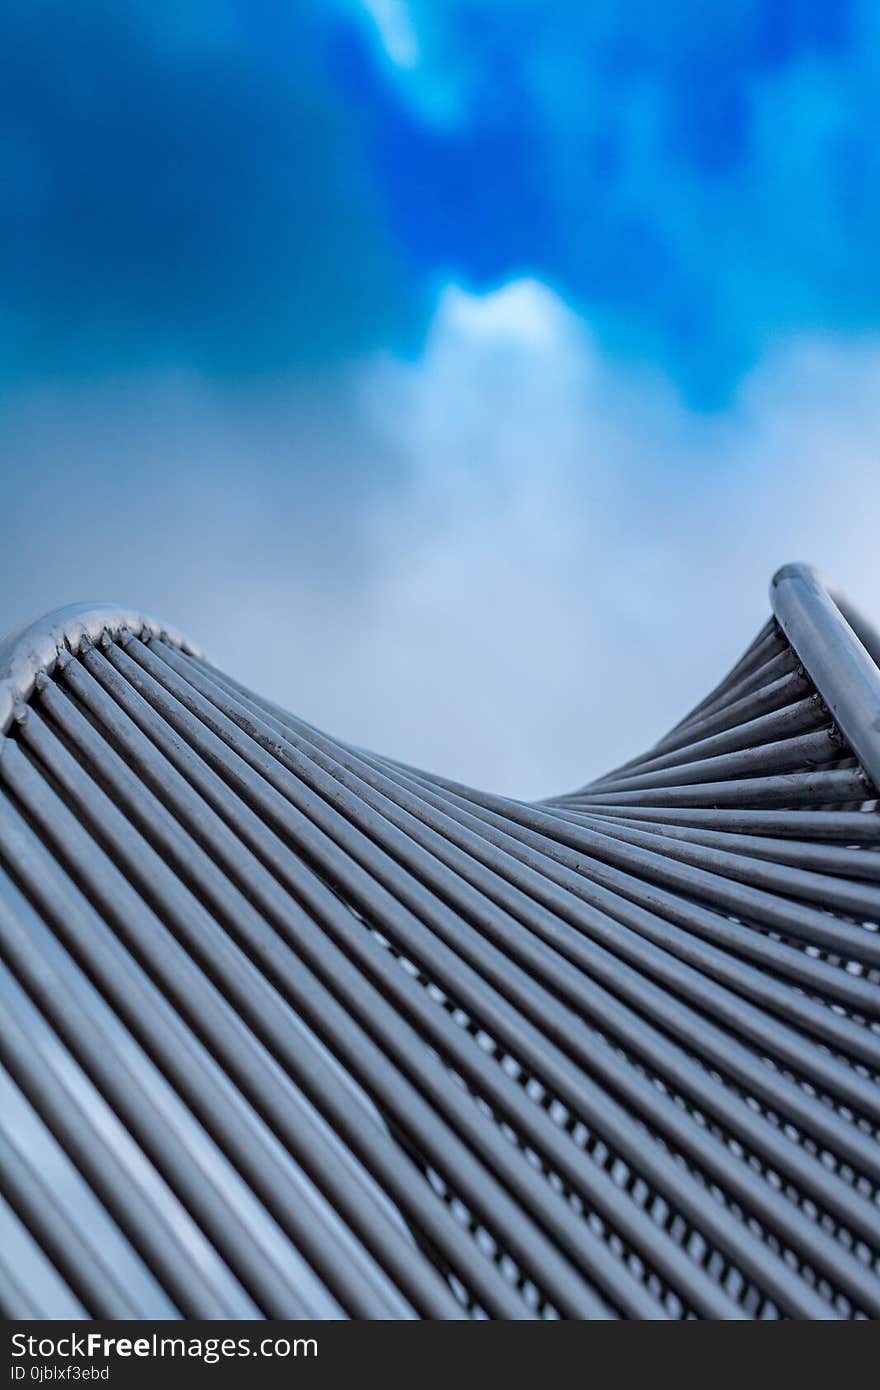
[0,961,254,1318]
[167,661,880,1306]
[1,738,517,1320]
[141,643,880,1315]
[1,570,879,1320]
[0,1064,177,1319]
[586,694,829,789]
[0,862,350,1320]
[0,1192,87,1320]
[771,563,880,795]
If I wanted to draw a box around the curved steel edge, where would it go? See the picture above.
[770,563,880,795]
[0,603,204,736]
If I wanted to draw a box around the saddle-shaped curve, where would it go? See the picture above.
[0,563,878,1320]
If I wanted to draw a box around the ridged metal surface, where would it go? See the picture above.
[1,564,879,1320]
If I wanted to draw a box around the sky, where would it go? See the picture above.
[2,0,880,795]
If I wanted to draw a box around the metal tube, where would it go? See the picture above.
[2,569,879,1320]
[771,563,880,795]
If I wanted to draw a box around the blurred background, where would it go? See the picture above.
[2,1,879,795]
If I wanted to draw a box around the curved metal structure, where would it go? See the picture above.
[1,563,879,1321]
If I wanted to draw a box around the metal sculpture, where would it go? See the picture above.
[0,563,878,1320]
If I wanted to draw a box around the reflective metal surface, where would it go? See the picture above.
[1,565,879,1320]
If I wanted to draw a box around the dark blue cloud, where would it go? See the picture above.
[2,0,880,404]
[0,0,419,380]
[330,0,878,404]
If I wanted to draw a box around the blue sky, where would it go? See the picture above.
[2,1,880,793]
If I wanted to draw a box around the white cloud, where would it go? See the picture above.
[358,0,421,70]
[2,281,880,797]
[344,282,880,794]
